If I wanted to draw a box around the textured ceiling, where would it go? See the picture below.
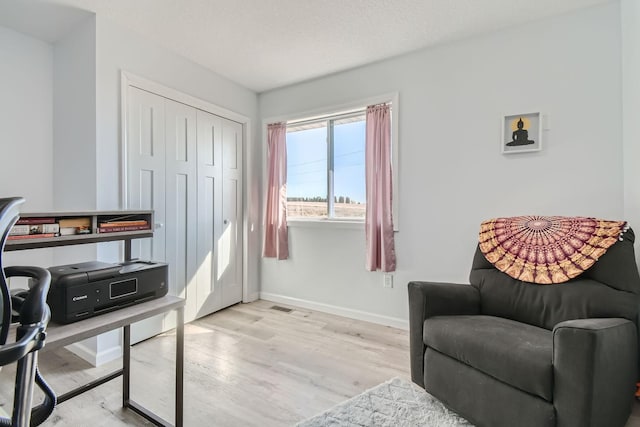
[0,0,613,92]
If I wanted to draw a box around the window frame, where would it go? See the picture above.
[262,93,399,229]
[287,110,367,221]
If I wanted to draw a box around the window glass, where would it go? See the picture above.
[333,116,366,219]
[286,123,328,218]
[285,108,380,222]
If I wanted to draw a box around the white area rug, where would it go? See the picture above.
[297,377,473,427]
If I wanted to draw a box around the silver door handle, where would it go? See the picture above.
[154,222,164,229]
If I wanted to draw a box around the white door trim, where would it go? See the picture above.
[120,70,251,306]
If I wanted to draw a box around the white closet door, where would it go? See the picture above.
[126,83,244,333]
[126,87,167,343]
[126,87,166,261]
[195,110,223,316]
[195,112,243,316]
[164,100,198,324]
[220,118,243,308]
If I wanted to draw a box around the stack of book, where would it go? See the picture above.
[98,219,150,233]
[8,217,59,240]
[58,217,91,235]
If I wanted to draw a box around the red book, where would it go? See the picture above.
[98,225,151,233]
[15,217,56,225]
[99,220,148,227]
[7,233,56,240]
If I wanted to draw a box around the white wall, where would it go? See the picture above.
[53,16,97,212]
[622,0,640,264]
[94,16,258,209]
[1,14,262,364]
[259,3,623,326]
[42,16,260,364]
[51,16,99,268]
[0,26,54,211]
[0,25,54,269]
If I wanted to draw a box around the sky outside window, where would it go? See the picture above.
[287,124,328,217]
[334,118,365,203]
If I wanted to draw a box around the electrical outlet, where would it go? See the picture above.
[383,274,394,288]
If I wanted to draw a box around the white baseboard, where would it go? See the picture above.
[259,292,409,330]
[66,342,122,367]
[96,344,123,366]
[66,342,96,366]
[244,291,260,303]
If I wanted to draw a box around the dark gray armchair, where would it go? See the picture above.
[409,229,640,427]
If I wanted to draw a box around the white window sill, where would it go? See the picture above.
[287,218,365,230]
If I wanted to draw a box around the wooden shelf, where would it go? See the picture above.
[5,210,154,252]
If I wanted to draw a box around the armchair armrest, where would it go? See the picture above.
[553,318,638,427]
[408,281,480,388]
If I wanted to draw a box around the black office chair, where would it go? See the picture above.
[0,197,55,427]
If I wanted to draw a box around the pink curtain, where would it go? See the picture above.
[365,104,396,272]
[263,122,289,259]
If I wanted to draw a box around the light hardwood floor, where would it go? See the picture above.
[0,300,409,426]
[2,300,640,426]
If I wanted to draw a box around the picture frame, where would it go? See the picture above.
[501,112,542,154]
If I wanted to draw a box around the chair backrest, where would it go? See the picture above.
[469,228,640,331]
[0,197,25,344]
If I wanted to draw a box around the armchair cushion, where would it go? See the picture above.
[424,315,553,401]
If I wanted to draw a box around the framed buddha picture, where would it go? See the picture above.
[501,112,542,154]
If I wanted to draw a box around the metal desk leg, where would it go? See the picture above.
[13,352,37,427]
[176,307,184,427]
[123,324,131,407]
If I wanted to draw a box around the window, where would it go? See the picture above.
[286,111,366,220]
